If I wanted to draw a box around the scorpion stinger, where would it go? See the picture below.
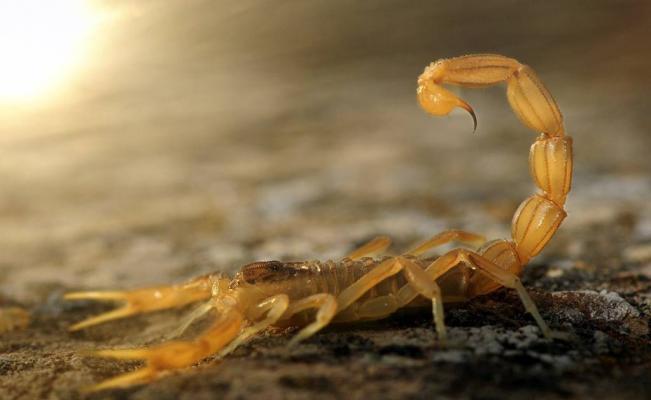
[417,72,478,132]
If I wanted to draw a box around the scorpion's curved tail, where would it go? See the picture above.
[417,54,572,267]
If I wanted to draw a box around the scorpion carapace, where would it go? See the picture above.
[65,54,573,391]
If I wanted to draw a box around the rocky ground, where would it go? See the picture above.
[0,1,650,399]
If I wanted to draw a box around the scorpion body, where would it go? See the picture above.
[236,257,454,323]
[236,253,502,325]
[66,54,573,391]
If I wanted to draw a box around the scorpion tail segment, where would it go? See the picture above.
[420,55,563,137]
[417,82,477,132]
[418,54,522,133]
[506,65,564,137]
[65,279,214,331]
[429,54,521,87]
[87,309,244,392]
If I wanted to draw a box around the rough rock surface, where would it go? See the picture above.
[0,1,650,399]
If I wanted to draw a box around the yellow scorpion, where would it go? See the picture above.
[65,54,573,391]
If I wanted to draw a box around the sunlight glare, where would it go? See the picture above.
[0,1,99,103]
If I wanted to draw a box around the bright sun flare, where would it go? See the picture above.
[0,1,98,103]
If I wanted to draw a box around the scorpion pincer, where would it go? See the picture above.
[65,54,572,391]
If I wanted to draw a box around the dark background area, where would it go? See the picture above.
[0,1,649,399]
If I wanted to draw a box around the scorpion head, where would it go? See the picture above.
[203,273,241,311]
[205,273,231,295]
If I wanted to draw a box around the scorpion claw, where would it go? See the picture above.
[84,344,193,391]
[68,307,135,332]
[81,348,160,392]
[82,310,243,390]
[65,280,213,331]
[65,291,140,331]
[94,347,153,360]
[84,367,158,392]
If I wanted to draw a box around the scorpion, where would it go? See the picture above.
[65,54,573,391]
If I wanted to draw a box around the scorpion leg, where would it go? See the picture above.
[398,249,552,338]
[87,308,244,391]
[281,293,337,346]
[336,257,447,340]
[463,251,552,338]
[399,248,551,337]
[65,275,214,331]
[345,236,392,260]
[406,229,485,256]
[336,258,403,312]
[164,301,216,340]
[218,294,289,357]
[397,257,447,341]
[397,250,468,305]
[352,294,400,321]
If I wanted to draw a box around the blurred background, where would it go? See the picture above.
[0,0,649,302]
[1,1,651,399]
